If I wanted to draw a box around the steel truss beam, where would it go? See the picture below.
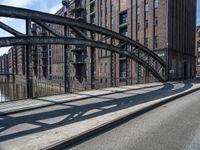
[0,5,165,65]
[0,5,166,83]
[0,36,165,82]
[33,20,62,37]
[0,21,24,36]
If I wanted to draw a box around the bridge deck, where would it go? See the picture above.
[0,81,199,150]
[0,82,163,115]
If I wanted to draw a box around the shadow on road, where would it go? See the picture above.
[0,81,194,142]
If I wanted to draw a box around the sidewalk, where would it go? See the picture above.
[0,81,200,150]
[0,82,163,115]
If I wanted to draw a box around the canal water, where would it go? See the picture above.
[0,83,27,102]
[0,79,65,102]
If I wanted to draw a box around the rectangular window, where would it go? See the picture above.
[154,16,158,26]
[154,0,159,8]
[105,63,107,73]
[90,3,95,13]
[119,11,128,25]
[119,60,126,81]
[154,36,158,48]
[145,20,148,29]
[119,27,128,36]
[144,37,148,47]
[100,49,103,57]
[105,0,107,15]
[90,14,95,24]
[137,22,140,31]
[91,32,95,40]
[145,1,149,12]
[137,7,140,15]
[100,64,103,73]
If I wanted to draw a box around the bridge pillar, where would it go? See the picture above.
[26,19,33,98]
[63,6,70,93]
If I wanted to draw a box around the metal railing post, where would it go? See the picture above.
[26,19,33,98]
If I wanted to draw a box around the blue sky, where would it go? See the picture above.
[0,0,199,55]
[0,0,62,55]
[197,0,200,26]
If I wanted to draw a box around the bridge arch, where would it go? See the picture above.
[0,5,167,97]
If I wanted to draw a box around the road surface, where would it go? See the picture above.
[70,90,200,150]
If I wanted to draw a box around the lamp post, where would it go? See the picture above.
[62,0,70,93]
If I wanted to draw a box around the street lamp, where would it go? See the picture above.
[62,0,69,17]
[62,0,69,7]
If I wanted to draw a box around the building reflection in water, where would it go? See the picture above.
[0,83,27,102]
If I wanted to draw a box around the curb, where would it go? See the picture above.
[0,83,164,116]
[44,86,200,150]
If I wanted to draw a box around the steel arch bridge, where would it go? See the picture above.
[0,5,166,98]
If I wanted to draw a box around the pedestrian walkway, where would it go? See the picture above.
[0,80,200,150]
[0,82,164,115]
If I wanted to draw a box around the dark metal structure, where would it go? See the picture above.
[0,5,166,98]
[0,73,14,75]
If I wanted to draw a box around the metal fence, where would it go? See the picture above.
[0,73,157,102]
[33,79,65,98]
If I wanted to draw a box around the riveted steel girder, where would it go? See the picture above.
[0,5,166,82]
[0,21,24,36]
[0,5,165,66]
[0,36,165,82]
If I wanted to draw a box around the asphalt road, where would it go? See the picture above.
[70,90,200,150]
[1,83,187,142]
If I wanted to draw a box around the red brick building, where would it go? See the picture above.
[8,46,26,76]
[84,0,196,83]
[196,26,200,75]
[49,0,196,90]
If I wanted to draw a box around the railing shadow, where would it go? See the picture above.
[0,82,193,142]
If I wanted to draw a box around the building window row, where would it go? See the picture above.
[136,0,159,16]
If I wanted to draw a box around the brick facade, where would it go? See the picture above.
[196,26,200,75]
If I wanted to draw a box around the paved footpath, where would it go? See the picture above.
[0,80,200,150]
